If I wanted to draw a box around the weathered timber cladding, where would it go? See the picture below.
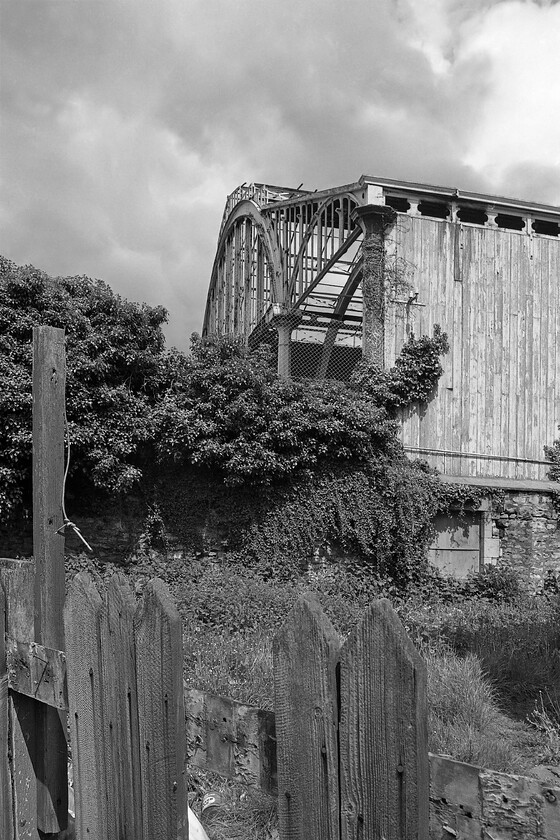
[273,595,341,840]
[388,215,560,479]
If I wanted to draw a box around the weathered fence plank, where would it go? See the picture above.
[64,572,108,840]
[338,598,429,840]
[186,687,277,795]
[273,594,341,840]
[0,581,14,840]
[32,325,68,833]
[1,559,37,839]
[102,574,143,839]
[134,578,187,840]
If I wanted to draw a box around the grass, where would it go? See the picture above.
[424,644,541,773]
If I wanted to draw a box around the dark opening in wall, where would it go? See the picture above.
[418,201,450,219]
[532,219,560,237]
[385,196,410,213]
[495,213,525,231]
[457,206,488,225]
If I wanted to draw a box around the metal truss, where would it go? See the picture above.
[203,181,368,378]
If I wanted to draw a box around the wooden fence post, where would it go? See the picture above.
[338,599,429,840]
[1,560,37,839]
[64,572,108,840]
[32,325,68,833]
[273,595,341,840]
[134,578,187,840]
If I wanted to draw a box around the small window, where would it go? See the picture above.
[385,196,410,213]
[532,219,560,237]
[457,206,488,225]
[418,200,450,219]
[495,213,525,231]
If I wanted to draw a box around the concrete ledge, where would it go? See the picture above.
[440,475,559,494]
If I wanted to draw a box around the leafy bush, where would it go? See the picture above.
[0,256,173,522]
[350,325,449,410]
[154,334,400,486]
[0,257,450,560]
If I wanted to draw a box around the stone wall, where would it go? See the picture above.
[2,484,560,589]
[496,492,560,591]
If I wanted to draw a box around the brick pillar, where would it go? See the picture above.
[352,204,396,367]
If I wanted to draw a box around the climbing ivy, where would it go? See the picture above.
[350,325,450,411]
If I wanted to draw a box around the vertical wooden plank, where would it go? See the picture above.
[273,595,341,840]
[64,572,108,840]
[0,581,14,840]
[134,578,187,840]
[32,325,68,833]
[103,574,143,839]
[1,560,37,839]
[339,599,429,840]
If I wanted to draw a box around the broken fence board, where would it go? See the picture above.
[338,598,429,840]
[186,688,277,795]
[1,560,37,839]
[101,574,143,839]
[134,578,187,840]
[64,572,108,840]
[273,594,341,840]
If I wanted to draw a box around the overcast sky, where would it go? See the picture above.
[2,0,560,350]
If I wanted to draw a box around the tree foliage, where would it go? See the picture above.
[0,256,170,521]
[0,253,450,569]
[154,335,400,486]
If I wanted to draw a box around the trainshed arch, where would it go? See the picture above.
[202,181,370,379]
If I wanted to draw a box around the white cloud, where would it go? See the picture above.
[459,1,560,196]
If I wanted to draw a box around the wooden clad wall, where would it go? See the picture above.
[385,213,560,480]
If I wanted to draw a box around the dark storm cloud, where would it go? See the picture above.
[0,0,556,348]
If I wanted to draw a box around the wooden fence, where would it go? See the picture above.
[0,561,187,839]
[186,686,560,840]
[273,594,428,840]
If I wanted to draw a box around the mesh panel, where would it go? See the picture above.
[275,321,363,382]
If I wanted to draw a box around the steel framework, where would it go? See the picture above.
[204,173,560,380]
[203,179,377,378]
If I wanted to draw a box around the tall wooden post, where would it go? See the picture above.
[353,205,396,367]
[33,326,68,833]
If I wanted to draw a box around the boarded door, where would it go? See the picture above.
[428,511,481,578]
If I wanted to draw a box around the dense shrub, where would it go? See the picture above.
[0,256,173,522]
